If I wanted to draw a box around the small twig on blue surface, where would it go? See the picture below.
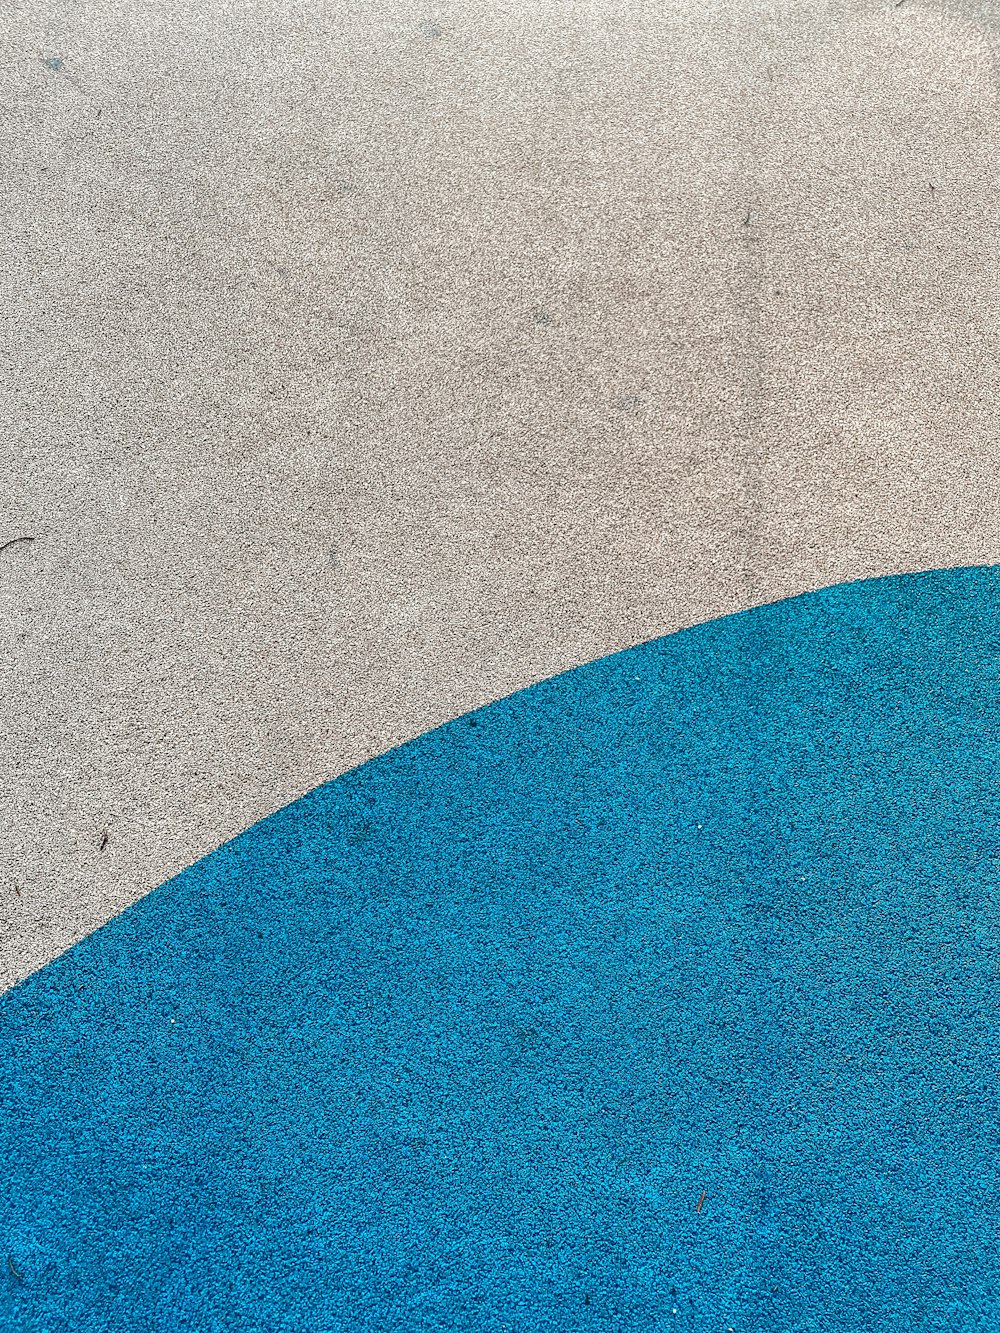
[7,1255,23,1283]
[696,1189,707,1213]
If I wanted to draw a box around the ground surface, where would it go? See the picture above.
[2,0,999,986]
[4,568,1000,1331]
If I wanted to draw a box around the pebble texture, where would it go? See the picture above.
[3,567,1000,1330]
[2,0,1000,988]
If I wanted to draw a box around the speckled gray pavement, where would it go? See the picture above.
[2,0,998,991]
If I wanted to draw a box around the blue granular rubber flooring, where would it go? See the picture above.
[4,566,1000,1331]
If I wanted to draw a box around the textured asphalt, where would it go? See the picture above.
[2,0,999,988]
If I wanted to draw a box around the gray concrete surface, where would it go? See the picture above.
[2,0,999,991]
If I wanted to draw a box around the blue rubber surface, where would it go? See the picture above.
[4,567,1000,1331]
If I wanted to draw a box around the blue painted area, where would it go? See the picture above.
[4,567,1000,1331]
